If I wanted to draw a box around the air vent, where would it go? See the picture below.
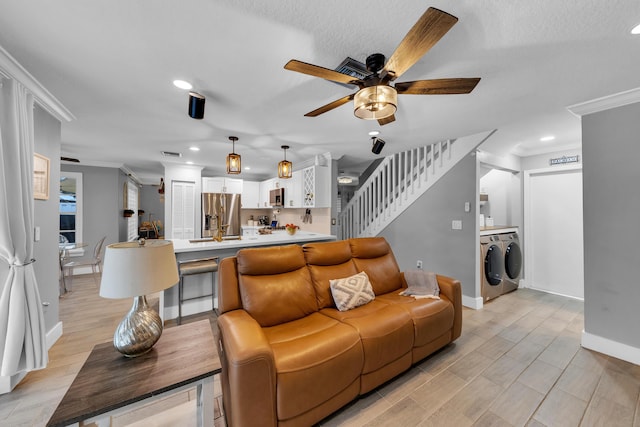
[333,57,371,88]
[161,151,182,158]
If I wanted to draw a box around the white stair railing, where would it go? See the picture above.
[339,130,496,239]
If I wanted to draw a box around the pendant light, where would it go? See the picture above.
[226,136,241,175]
[278,145,292,179]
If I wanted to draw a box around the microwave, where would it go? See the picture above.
[269,188,285,207]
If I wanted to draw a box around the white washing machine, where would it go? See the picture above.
[480,234,504,302]
[500,232,522,294]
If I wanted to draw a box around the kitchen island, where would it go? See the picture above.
[162,231,337,320]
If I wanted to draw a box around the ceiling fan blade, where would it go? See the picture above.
[285,60,361,86]
[395,78,481,95]
[382,8,458,81]
[304,94,355,117]
[378,114,396,126]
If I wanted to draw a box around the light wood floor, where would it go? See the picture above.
[1,276,640,426]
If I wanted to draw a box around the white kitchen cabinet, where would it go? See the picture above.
[302,166,331,208]
[286,170,303,208]
[202,177,243,194]
[259,179,274,208]
[242,181,260,208]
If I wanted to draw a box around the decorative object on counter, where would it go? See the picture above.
[226,136,241,175]
[285,223,299,235]
[188,91,205,119]
[158,177,165,194]
[258,227,272,235]
[99,239,179,357]
[137,209,145,216]
[303,208,312,224]
[278,145,292,179]
[123,209,135,217]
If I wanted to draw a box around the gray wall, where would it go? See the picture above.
[521,148,582,171]
[582,102,640,348]
[32,105,62,332]
[61,164,120,251]
[381,153,477,298]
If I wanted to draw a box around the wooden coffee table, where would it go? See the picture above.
[47,319,221,427]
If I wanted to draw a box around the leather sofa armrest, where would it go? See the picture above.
[435,274,462,341]
[218,310,277,427]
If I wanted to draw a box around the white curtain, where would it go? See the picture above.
[0,78,47,376]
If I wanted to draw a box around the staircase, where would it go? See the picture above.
[338,130,496,239]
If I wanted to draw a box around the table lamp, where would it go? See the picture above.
[99,239,179,357]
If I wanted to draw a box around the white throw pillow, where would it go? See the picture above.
[329,271,375,312]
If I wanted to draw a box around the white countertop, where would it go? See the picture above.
[480,226,519,236]
[171,231,336,253]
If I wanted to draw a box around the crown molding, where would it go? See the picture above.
[567,87,640,118]
[0,44,75,122]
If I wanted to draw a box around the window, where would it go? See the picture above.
[60,171,83,255]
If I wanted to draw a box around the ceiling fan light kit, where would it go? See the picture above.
[226,136,241,174]
[284,7,480,126]
[354,85,397,120]
[188,92,205,119]
[278,145,292,179]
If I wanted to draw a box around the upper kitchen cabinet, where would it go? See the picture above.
[302,166,331,208]
[202,177,243,194]
[242,181,260,208]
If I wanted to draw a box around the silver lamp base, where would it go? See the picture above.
[114,295,163,357]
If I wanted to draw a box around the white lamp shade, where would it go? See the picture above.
[100,240,179,299]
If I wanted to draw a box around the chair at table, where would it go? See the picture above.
[62,236,107,289]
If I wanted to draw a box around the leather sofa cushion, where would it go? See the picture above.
[237,245,317,327]
[350,237,403,295]
[377,292,455,347]
[321,300,414,374]
[264,312,363,421]
[305,240,358,309]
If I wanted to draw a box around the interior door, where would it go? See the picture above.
[525,167,584,298]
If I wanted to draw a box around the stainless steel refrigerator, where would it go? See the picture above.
[202,193,242,238]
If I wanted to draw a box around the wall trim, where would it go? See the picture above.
[46,321,63,350]
[0,44,75,122]
[568,87,640,118]
[462,295,483,310]
[582,331,640,366]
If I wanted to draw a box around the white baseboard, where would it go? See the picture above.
[582,331,640,365]
[0,321,63,395]
[47,321,63,350]
[462,294,483,310]
[164,298,218,321]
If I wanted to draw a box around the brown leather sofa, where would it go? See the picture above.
[217,237,462,427]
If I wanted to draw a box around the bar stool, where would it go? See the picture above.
[177,256,219,325]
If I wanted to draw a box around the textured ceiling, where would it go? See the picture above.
[0,0,638,183]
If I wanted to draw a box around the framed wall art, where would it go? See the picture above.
[33,153,50,200]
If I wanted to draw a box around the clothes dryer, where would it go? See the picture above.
[500,232,522,294]
[480,234,504,302]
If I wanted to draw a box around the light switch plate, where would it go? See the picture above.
[451,220,462,230]
[34,226,40,241]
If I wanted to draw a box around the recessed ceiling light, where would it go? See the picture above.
[244,166,251,170]
[186,161,194,165]
[632,24,640,34]
[368,130,380,136]
[540,136,555,142]
[189,146,200,151]
[173,80,193,90]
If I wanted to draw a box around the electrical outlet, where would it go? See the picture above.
[464,201,470,212]
[416,260,423,269]
[452,220,463,230]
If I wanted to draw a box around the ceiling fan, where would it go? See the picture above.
[284,7,480,126]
